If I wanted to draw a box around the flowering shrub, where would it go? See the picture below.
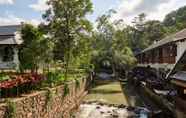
[0,73,46,98]
[0,73,45,89]
[0,70,81,98]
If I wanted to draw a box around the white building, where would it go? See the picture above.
[136,28,186,72]
[0,25,22,70]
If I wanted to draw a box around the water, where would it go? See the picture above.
[74,102,149,118]
[74,73,152,118]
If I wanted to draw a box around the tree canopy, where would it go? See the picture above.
[92,10,136,74]
[19,24,54,72]
[163,5,186,33]
[18,1,186,78]
[43,0,93,78]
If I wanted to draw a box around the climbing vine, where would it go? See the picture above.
[75,79,80,90]
[63,83,70,98]
[5,99,16,118]
[45,88,54,110]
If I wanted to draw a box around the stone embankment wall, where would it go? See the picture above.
[0,77,90,118]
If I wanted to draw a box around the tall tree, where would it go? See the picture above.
[93,10,136,75]
[129,14,166,52]
[143,20,166,43]
[19,24,53,72]
[129,13,147,53]
[132,13,146,31]
[163,5,186,33]
[43,0,93,79]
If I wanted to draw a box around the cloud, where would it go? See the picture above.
[29,0,49,12]
[113,0,186,25]
[0,15,24,25]
[28,19,42,26]
[0,14,41,26]
[0,0,14,5]
[147,0,183,21]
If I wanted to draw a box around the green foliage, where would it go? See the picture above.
[46,71,65,86]
[45,89,54,108]
[19,24,54,72]
[5,99,16,118]
[0,73,10,82]
[128,5,186,51]
[142,20,166,43]
[71,34,94,72]
[163,5,186,33]
[75,79,80,89]
[17,1,186,82]
[63,83,70,98]
[92,10,136,73]
[43,0,93,79]
[129,13,167,51]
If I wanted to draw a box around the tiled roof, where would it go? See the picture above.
[0,25,21,36]
[0,25,22,45]
[0,36,22,45]
[142,28,186,53]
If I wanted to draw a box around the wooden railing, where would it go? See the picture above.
[138,56,176,64]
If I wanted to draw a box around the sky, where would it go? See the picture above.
[0,0,186,26]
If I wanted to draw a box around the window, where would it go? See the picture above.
[2,46,14,62]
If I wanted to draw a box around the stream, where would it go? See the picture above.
[73,72,150,118]
[74,102,149,118]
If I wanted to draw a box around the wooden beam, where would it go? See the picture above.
[171,80,186,88]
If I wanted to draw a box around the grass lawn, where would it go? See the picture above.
[84,82,130,105]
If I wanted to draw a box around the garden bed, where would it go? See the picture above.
[0,76,88,118]
[0,70,87,99]
[0,73,45,98]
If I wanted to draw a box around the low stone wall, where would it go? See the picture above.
[0,77,89,118]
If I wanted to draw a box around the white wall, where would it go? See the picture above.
[0,55,2,63]
[138,40,186,72]
[176,40,186,62]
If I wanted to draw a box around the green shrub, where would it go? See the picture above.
[46,71,65,86]
[5,99,16,118]
[63,83,69,98]
[45,89,54,109]
[75,79,80,89]
[0,73,10,82]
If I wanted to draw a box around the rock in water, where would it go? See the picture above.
[74,102,149,118]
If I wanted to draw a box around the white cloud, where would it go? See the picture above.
[0,14,41,26]
[0,0,14,5]
[29,0,49,12]
[28,19,42,26]
[118,0,143,15]
[113,0,186,25]
[0,15,24,25]
[147,0,184,21]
